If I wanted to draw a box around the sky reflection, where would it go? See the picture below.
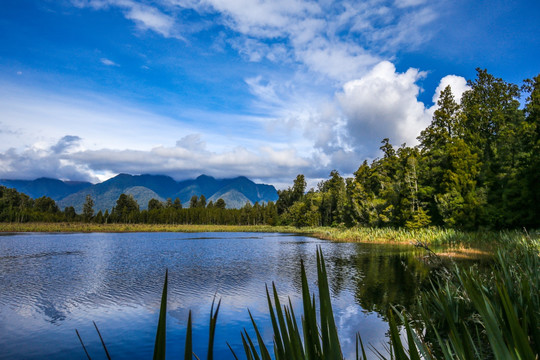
[0,232,432,359]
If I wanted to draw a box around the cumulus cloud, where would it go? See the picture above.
[175,134,207,151]
[293,62,469,165]
[336,61,430,151]
[433,74,470,104]
[66,141,312,182]
[0,143,98,182]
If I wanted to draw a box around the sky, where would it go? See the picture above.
[0,0,538,189]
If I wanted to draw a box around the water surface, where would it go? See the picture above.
[0,232,436,359]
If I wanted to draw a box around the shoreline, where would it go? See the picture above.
[1,223,533,256]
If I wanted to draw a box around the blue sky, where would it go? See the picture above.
[0,0,538,188]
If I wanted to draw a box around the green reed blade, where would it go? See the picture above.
[75,329,92,360]
[184,310,193,360]
[153,269,168,360]
[248,309,272,360]
[93,321,111,360]
[227,342,240,360]
[207,297,221,360]
[265,284,285,358]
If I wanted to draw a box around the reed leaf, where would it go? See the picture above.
[207,297,221,360]
[153,269,168,360]
[185,310,193,360]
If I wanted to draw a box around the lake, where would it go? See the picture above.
[0,232,438,359]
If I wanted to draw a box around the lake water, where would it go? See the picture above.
[0,232,437,359]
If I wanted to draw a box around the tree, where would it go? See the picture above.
[114,194,139,223]
[64,206,77,221]
[418,85,462,150]
[215,198,226,209]
[292,174,306,203]
[35,196,59,213]
[318,170,346,226]
[461,69,522,226]
[189,195,198,208]
[83,194,94,221]
[173,198,182,209]
[148,198,163,211]
[198,195,207,208]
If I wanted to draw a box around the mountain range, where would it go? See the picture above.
[0,174,279,212]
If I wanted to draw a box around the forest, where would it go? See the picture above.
[1,69,539,230]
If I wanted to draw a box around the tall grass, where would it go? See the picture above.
[77,235,539,359]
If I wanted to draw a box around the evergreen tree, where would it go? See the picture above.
[148,198,163,211]
[189,195,198,208]
[215,198,226,209]
[82,194,94,221]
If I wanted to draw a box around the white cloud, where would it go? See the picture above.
[0,136,315,183]
[124,2,179,38]
[336,61,430,151]
[50,135,83,154]
[0,82,319,183]
[432,74,469,104]
[72,0,181,39]
[395,0,427,8]
[100,58,118,66]
[175,134,206,152]
[0,143,98,182]
[86,0,439,81]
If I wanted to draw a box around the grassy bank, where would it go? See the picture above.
[1,222,536,252]
[0,222,291,234]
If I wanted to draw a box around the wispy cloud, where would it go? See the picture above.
[100,58,118,66]
[73,0,438,80]
[72,0,182,39]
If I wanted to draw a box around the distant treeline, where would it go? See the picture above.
[0,188,279,225]
[1,69,538,229]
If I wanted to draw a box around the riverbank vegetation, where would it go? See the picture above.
[1,222,536,252]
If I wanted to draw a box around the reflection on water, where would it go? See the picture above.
[0,232,439,359]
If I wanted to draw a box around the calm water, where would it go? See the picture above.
[0,232,436,359]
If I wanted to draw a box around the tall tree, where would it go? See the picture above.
[148,198,163,211]
[82,194,94,221]
[114,194,139,223]
[215,198,226,209]
[461,69,522,225]
[189,195,198,208]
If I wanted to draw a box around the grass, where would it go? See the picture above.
[2,223,538,261]
[2,222,536,249]
[0,222,293,233]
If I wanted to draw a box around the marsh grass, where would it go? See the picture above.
[3,223,536,252]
